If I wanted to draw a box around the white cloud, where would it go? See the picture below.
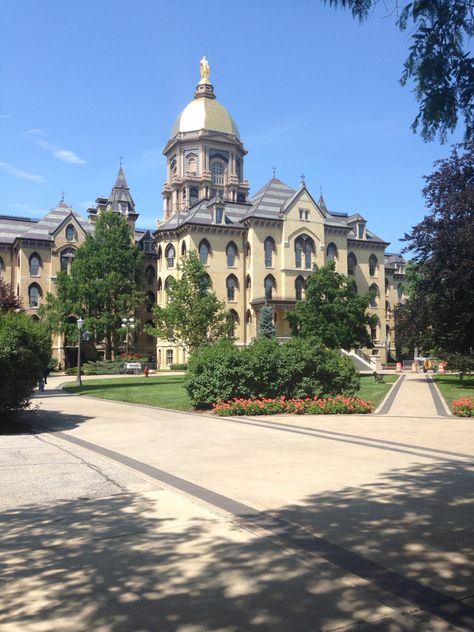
[23,129,86,164]
[0,161,45,183]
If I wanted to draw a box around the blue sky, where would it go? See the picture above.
[0,0,464,251]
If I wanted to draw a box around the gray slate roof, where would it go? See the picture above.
[108,166,136,214]
[0,215,39,245]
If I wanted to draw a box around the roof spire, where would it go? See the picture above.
[300,173,306,187]
[272,166,276,178]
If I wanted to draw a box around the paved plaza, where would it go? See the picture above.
[1,373,473,631]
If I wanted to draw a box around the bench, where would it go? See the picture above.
[373,371,385,384]
[124,362,142,374]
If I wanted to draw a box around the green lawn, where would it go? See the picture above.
[357,374,399,409]
[432,375,474,411]
[63,375,192,411]
[63,373,399,412]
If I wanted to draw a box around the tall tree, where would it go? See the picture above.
[0,278,22,312]
[323,0,474,142]
[402,142,474,354]
[149,251,231,353]
[41,211,144,359]
[286,262,374,349]
[258,304,276,338]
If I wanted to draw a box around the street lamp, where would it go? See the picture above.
[121,317,135,354]
[76,317,84,387]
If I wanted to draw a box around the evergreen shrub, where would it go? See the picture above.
[169,363,188,371]
[0,312,51,417]
[185,337,359,408]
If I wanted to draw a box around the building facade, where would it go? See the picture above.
[154,58,404,367]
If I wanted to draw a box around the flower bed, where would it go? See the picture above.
[213,395,373,416]
[452,397,474,417]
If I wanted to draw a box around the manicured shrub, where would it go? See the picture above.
[213,396,373,416]
[185,337,359,408]
[453,398,474,417]
[0,312,51,417]
[169,363,188,371]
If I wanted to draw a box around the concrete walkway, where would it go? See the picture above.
[1,374,473,631]
[379,372,450,417]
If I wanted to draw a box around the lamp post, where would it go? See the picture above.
[121,317,135,354]
[76,317,84,387]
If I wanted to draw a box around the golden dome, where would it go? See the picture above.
[170,97,240,139]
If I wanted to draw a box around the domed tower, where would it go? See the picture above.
[162,57,249,220]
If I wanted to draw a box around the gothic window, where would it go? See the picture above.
[166,349,174,366]
[264,237,275,267]
[295,276,305,301]
[326,242,338,264]
[181,241,187,256]
[264,275,276,299]
[236,158,241,180]
[201,273,212,294]
[397,283,404,300]
[146,266,155,285]
[157,277,162,300]
[369,283,379,308]
[199,239,210,265]
[29,253,41,276]
[245,274,251,290]
[350,281,358,294]
[229,309,239,336]
[0,256,4,275]
[146,291,155,312]
[385,278,390,295]
[386,301,391,318]
[226,275,238,301]
[295,235,315,269]
[245,242,251,262]
[165,244,175,268]
[60,248,75,273]
[246,309,252,324]
[369,254,378,276]
[170,159,177,178]
[66,224,76,241]
[226,242,238,267]
[211,161,225,185]
[157,246,162,261]
[371,317,380,341]
[165,276,173,303]
[28,283,41,308]
[348,252,357,275]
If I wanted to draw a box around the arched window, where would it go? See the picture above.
[295,276,305,301]
[246,309,252,324]
[350,281,358,295]
[264,275,276,299]
[201,273,212,294]
[348,252,357,275]
[157,277,162,300]
[199,239,210,265]
[170,159,177,178]
[369,283,379,308]
[371,317,380,341]
[190,187,199,206]
[326,243,338,263]
[165,244,175,268]
[60,248,75,273]
[397,283,404,300]
[28,283,41,308]
[264,237,275,267]
[145,291,155,312]
[245,242,251,262]
[166,349,174,366]
[229,309,239,336]
[385,301,391,318]
[226,242,238,267]
[226,275,238,301]
[211,161,225,185]
[187,156,196,175]
[157,245,162,261]
[295,235,315,269]
[369,254,378,276]
[245,274,251,290]
[385,278,390,295]
[165,276,173,303]
[146,266,155,285]
[65,224,76,241]
[386,324,391,339]
[29,253,41,276]
[181,241,187,256]
[0,256,3,275]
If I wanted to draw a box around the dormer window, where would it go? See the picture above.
[357,223,365,239]
[215,207,224,224]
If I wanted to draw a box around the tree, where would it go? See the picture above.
[149,251,231,353]
[402,142,474,354]
[323,0,474,142]
[258,304,276,338]
[0,278,22,312]
[286,262,374,349]
[0,312,51,418]
[41,212,144,359]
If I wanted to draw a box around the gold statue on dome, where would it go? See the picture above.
[200,56,210,82]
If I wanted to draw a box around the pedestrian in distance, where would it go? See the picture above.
[144,364,150,378]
